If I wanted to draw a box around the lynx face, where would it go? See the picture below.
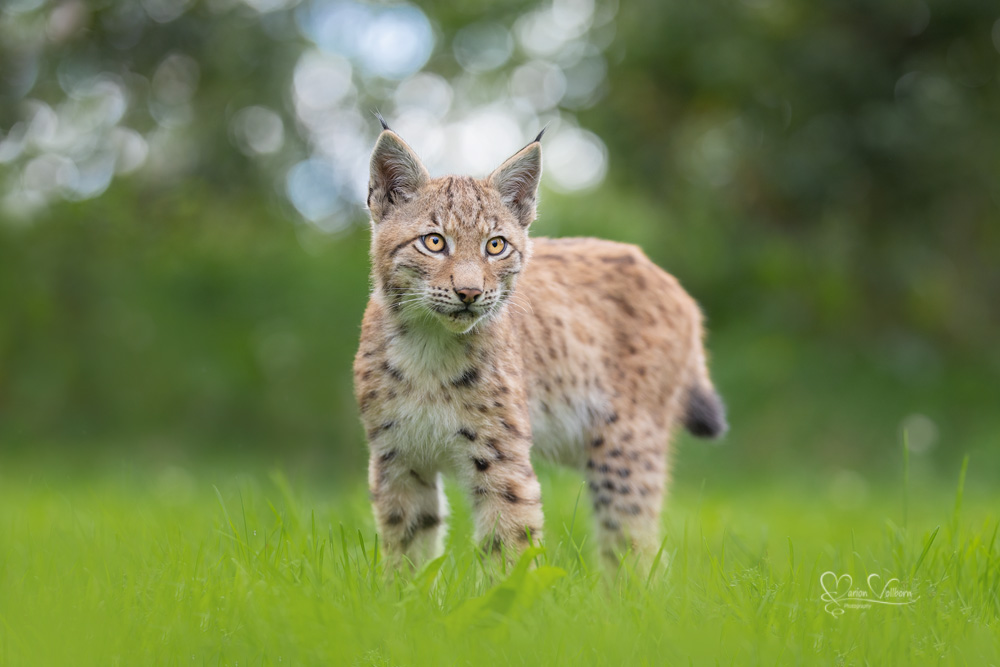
[366,129,541,335]
[372,178,531,334]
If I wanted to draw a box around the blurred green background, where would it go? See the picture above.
[1,0,998,482]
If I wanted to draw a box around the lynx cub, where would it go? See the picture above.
[354,120,726,570]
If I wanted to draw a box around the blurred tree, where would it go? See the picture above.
[0,0,997,469]
[589,0,1000,348]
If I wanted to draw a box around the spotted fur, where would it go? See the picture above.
[354,127,726,570]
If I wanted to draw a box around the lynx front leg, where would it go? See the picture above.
[369,450,448,570]
[586,417,668,570]
[461,435,544,561]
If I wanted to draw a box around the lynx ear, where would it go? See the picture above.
[487,137,542,228]
[367,129,430,223]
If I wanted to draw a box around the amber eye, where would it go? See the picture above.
[485,236,507,256]
[422,234,446,253]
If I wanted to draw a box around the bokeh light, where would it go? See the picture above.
[453,22,514,73]
[545,126,608,192]
[284,0,612,228]
[900,413,939,455]
[231,106,285,156]
[296,1,434,80]
[0,0,614,227]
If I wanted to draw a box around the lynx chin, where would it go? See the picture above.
[354,118,727,571]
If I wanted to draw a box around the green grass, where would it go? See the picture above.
[1,455,998,665]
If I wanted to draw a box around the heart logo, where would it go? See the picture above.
[819,571,852,617]
[820,571,852,598]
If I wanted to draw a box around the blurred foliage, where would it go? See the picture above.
[0,186,370,459]
[1,0,998,475]
[594,0,1000,349]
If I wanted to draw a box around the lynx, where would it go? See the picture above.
[353,118,726,570]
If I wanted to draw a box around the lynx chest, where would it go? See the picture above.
[359,329,594,473]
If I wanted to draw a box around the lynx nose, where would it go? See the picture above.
[455,287,482,304]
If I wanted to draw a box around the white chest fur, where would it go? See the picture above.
[376,326,477,471]
[374,322,601,472]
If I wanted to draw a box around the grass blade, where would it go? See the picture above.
[911,525,939,578]
[951,454,969,534]
[902,429,910,531]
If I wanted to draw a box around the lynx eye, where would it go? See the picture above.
[422,234,446,253]
[485,237,507,256]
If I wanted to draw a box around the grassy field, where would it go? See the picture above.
[1,452,997,666]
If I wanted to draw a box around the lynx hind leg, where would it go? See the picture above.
[369,453,449,570]
[585,417,668,571]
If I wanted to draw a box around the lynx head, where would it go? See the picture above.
[367,122,542,334]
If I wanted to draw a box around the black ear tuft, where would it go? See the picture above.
[374,110,391,132]
[533,126,547,144]
[487,141,542,228]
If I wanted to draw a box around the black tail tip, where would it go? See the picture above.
[683,385,728,439]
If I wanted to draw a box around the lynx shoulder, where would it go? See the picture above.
[353,123,726,569]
